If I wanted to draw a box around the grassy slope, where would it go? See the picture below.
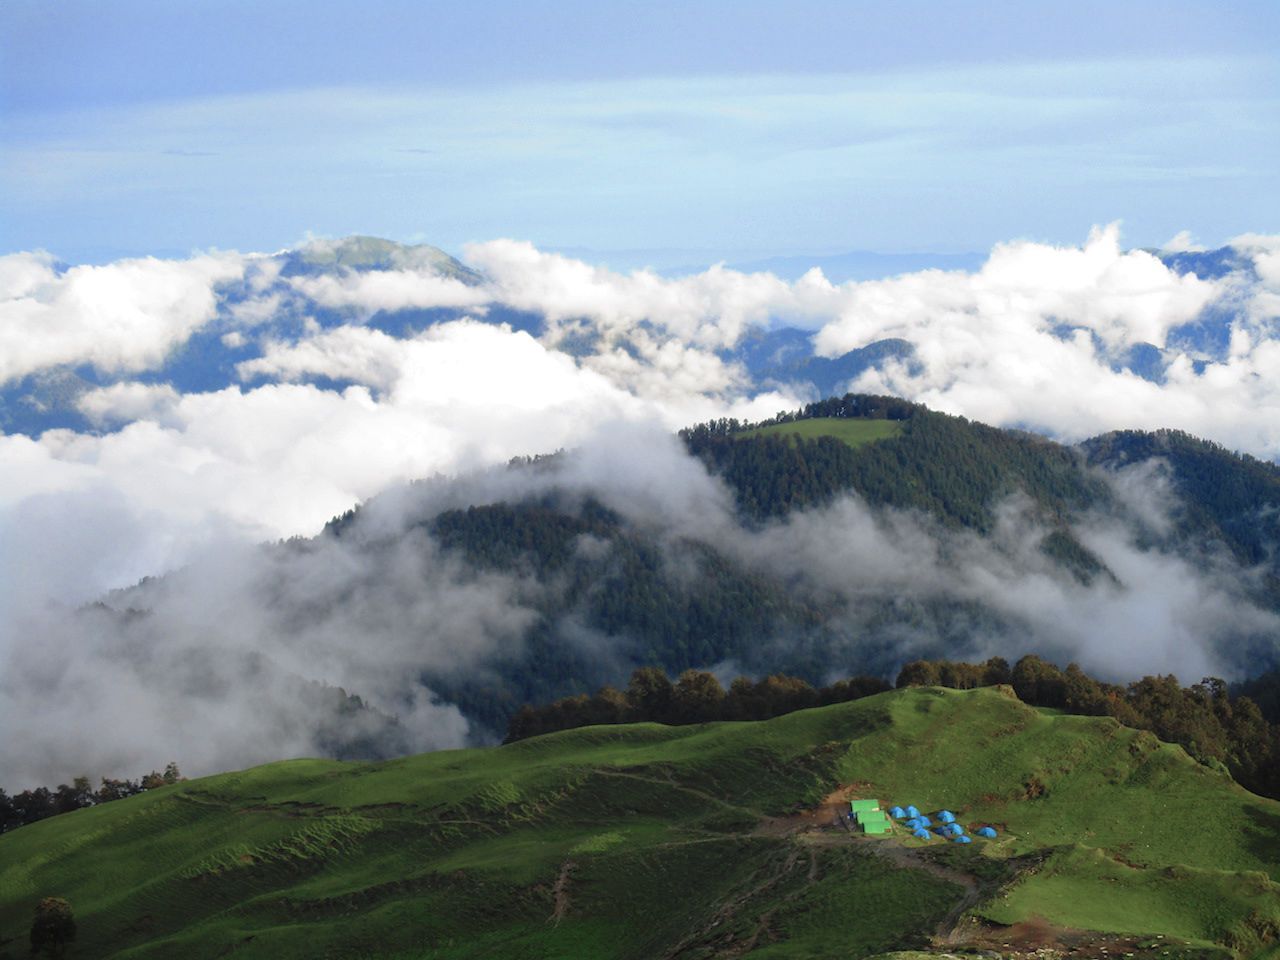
[2,688,1279,959]
[740,416,904,447]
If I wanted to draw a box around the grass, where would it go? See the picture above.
[739,417,903,448]
[981,845,1280,951]
[1,687,1278,959]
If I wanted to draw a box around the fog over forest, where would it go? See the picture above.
[3,227,1280,786]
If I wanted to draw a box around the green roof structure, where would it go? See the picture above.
[849,798,891,835]
[856,809,891,835]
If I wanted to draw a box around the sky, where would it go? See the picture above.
[3,0,1279,264]
[3,1,1280,781]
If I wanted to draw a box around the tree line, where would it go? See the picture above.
[898,655,1280,800]
[505,656,1280,802]
[504,667,892,741]
[0,762,184,835]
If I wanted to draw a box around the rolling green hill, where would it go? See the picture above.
[3,687,1278,959]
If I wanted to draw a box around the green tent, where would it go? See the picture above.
[850,799,890,835]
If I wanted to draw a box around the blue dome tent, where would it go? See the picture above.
[912,827,930,840]
[905,805,920,819]
[937,810,956,824]
[976,826,997,838]
[903,818,921,830]
[954,835,972,844]
[917,815,932,827]
[889,806,906,819]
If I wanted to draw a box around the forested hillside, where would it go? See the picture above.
[1083,428,1280,573]
[682,395,1106,528]
[78,396,1280,768]
[681,395,1113,582]
[377,494,841,732]
[316,397,1280,741]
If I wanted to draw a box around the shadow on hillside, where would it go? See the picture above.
[1241,803,1280,874]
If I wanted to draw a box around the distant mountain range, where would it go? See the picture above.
[0,237,1264,440]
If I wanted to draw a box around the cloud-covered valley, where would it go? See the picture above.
[3,226,1280,787]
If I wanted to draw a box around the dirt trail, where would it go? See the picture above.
[549,860,575,925]
[753,786,862,837]
[857,835,977,890]
[591,767,758,817]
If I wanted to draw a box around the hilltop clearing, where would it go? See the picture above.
[738,416,905,448]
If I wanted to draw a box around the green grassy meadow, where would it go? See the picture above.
[2,687,1278,959]
[739,416,903,448]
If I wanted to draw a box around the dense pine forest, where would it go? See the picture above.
[407,397,1280,735]
[680,395,1109,533]
[681,396,1280,592]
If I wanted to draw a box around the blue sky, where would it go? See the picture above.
[3,0,1278,264]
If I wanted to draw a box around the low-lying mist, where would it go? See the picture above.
[3,421,1276,790]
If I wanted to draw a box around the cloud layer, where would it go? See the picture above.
[2,226,1280,787]
[0,250,247,383]
[1,226,1277,600]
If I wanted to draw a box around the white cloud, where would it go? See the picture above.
[0,528,511,785]
[288,269,489,313]
[0,251,246,385]
[816,224,1218,357]
[4,226,1279,621]
[711,488,1276,685]
[789,225,1280,454]
[78,382,182,426]
[0,323,660,608]
[465,239,831,348]
[1162,230,1206,253]
[239,324,409,390]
